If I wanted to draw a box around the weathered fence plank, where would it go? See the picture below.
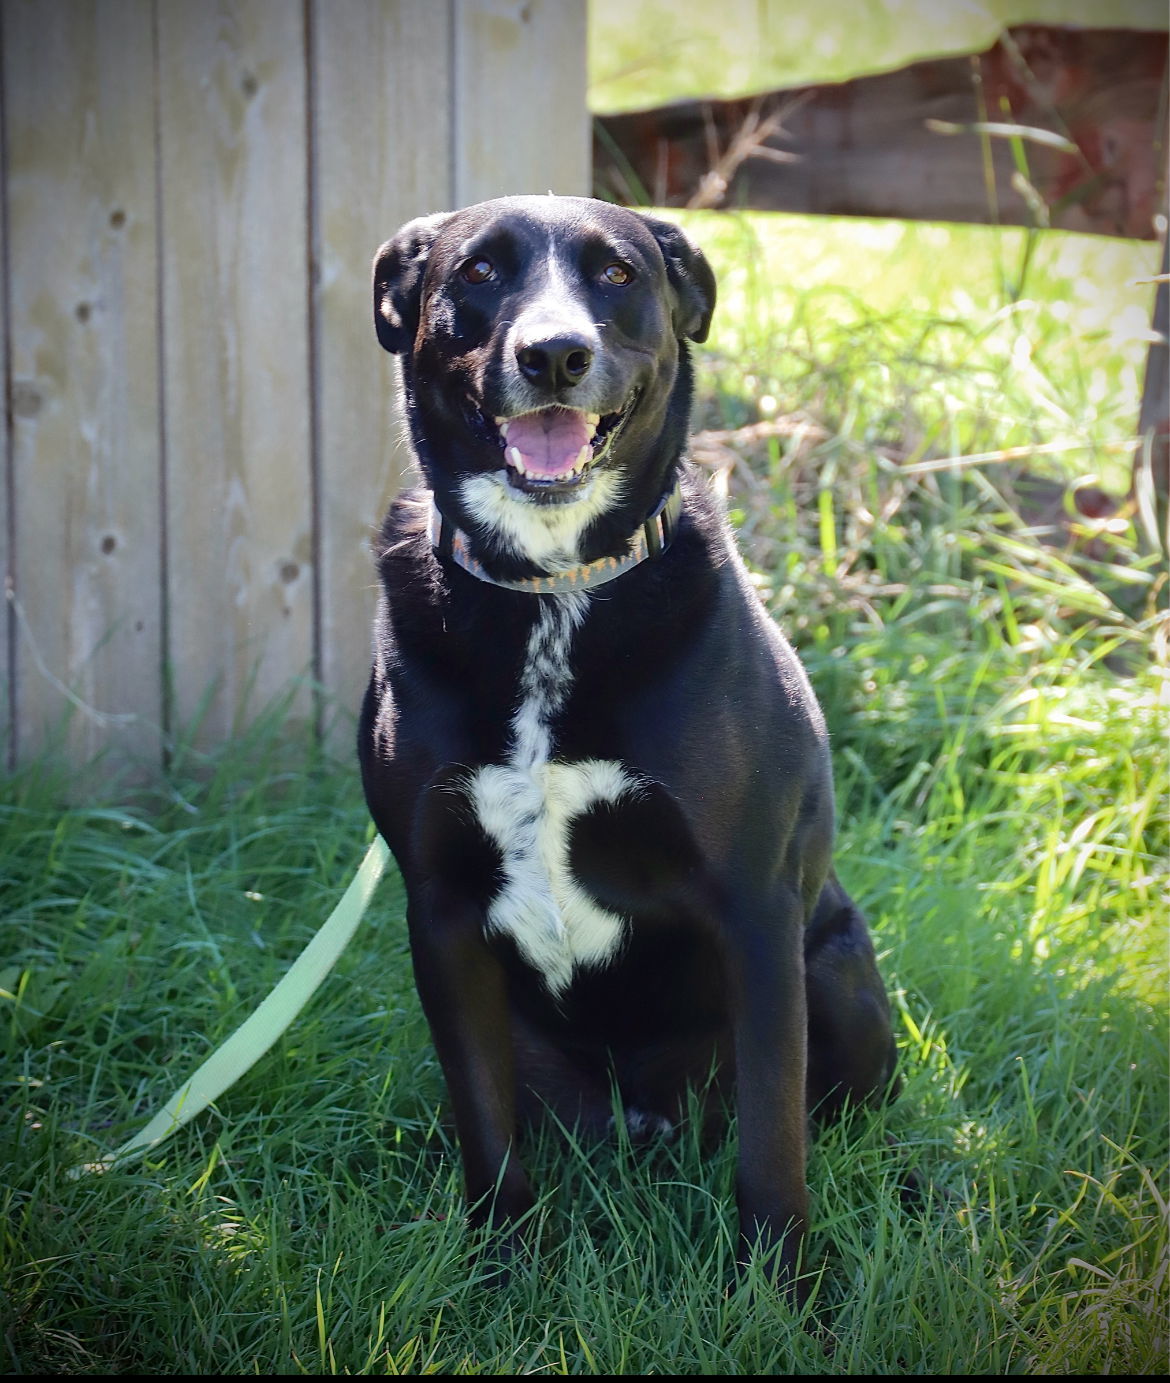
[453,0,589,205]
[3,0,163,769]
[1137,230,1168,529]
[156,0,314,751]
[1,55,9,761]
[0,0,590,773]
[311,0,454,751]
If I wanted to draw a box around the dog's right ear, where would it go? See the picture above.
[372,212,453,355]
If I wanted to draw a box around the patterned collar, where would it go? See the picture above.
[427,479,683,594]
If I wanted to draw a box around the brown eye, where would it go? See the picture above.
[460,257,494,284]
[601,261,633,286]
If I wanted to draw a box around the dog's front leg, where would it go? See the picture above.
[407,886,536,1253]
[729,887,809,1297]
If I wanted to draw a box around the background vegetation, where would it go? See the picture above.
[2,212,1166,1373]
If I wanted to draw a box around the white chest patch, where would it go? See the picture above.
[465,593,638,993]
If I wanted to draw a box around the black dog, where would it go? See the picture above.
[360,195,897,1290]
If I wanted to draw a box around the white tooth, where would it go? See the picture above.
[586,412,600,425]
[494,416,508,425]
[507,446,526,473]
[576,444,591,468]
[498,420,510,439]
[583,421,597,440]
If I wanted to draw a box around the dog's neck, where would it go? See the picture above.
[427,479,683,593]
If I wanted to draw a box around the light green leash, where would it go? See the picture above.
[77,835,391,1174]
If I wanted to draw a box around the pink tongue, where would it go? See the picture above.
[505,408,590,477]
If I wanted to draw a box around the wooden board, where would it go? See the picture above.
[1,46,9,770]
[0,0,593,771]
[594,25,1167,242]
[1137,232,1168,519]
[2,0,164,772]
[156,0,314,752]
[453,0,589,204]
[311,0,454,754]
[587,0,1170,115]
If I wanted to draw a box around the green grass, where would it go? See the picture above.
[2,214,1166,1373]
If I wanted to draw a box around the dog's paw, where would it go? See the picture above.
[883,1134,956,1212]
[467,1211,540,1290]
[609,1107,676,1144]
[724,1257,820,1326]
[726,1219,812,1312]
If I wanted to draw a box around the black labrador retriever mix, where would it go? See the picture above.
[360,194,897,1290]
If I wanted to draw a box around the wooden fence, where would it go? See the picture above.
[594,26,1168,241]
[0,0,589,773]
[593,22,1169,510]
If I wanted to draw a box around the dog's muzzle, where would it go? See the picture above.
[464,396,639,501]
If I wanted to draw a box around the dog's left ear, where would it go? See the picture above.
[372,211,454,354]
[641,214,717,344]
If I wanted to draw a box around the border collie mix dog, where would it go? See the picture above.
[360,195,898,1290]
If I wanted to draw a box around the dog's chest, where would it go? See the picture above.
[464,595,636,993]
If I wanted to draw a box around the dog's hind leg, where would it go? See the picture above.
[803,871,899,1121]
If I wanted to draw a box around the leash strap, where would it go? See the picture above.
[75,834,391,1174]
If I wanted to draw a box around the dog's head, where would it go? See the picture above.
[373,196,715,575]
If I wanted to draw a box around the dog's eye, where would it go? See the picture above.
[460,257,495,285]
[601,262,633,286]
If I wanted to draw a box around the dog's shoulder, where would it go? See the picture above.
[674,467,827,731]
[372,485,450,598]
[636,465,735,591]
[673,467,779,625]
[367,486,460,651]
[373,485,430,561]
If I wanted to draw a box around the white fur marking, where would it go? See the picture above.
[466,593,637,992]
[458,236,625,571]
[615,1109,676,1140]
[458,467,625,571]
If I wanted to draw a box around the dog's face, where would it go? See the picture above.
[373,196,715,570]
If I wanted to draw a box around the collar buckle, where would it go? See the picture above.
[643,482,682,559]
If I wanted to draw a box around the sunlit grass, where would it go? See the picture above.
[686,212,1159,492]
[2,212,1166,1373]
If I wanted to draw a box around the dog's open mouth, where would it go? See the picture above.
[470,399,635,499]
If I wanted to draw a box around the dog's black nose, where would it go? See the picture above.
[515,334,593,390]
